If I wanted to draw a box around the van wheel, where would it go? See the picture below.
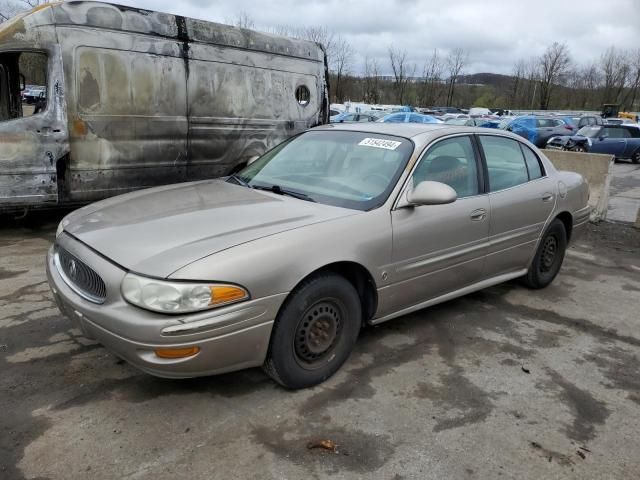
[263,274,361,389]
[522,219,567,289]
[633,151,640,164]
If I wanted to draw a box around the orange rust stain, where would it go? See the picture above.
[72,119,88,136]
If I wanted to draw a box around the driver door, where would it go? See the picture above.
[387,135,489,313]
[590,127,626,157]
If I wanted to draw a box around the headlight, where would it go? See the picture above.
[121,273,249,314]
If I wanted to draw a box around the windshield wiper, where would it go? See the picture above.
[252,184,316,203]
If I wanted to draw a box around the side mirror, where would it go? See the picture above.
[19,73,26,91]
[398,181,457,208]
[598,135,608,141]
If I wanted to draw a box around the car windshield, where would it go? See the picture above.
[234,130,414,211]
[577,126,601,138]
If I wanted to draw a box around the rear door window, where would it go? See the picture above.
[479,135,530,191]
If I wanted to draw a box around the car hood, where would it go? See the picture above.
[63,180,357,278]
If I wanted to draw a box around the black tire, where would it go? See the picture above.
[522,219,567,289]
[263,274,361,389]
[633,150,640,164]
[572,144,586,153]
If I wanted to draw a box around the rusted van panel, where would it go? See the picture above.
[0,1,329,210]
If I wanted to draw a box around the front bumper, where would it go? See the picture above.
[46,234,285,378]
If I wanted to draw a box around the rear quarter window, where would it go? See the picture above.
[520,144,544,179]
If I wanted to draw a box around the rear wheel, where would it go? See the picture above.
[522,219,567,289]
[633,150,640,164]
[263,274,361,389]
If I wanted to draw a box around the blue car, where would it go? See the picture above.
[379,112,442,124]
[546,124,640,163]
[501,116,574,148]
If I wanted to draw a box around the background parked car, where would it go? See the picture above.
[501,116,575,148]
[605,117,638,126]
[576,115,604,128]
[22,86,45,104]
[546,124,640,163]
[445,117,500,128]
[330,112,381,123]
[379,112,442,124]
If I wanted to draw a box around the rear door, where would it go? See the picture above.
[535,118,557,146]
[388,134,489,312]
[478,134,555,277]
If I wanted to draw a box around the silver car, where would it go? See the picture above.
[47,124,590,389]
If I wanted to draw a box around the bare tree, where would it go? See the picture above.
[599,47,630,105]
[231,11,255,30]
[445,48,467,107]
[509,59,526,107]
[1,0,46,22]
[363,55,380,104]
[538,42,571,109]
[623,49,640,111]
[331,35,353,103]
[420,49,444,107]
[388,45,413,105]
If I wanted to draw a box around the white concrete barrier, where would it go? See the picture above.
[544,150,614,222]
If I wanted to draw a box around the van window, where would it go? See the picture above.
[0,51,48,122]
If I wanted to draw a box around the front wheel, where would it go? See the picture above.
[572,144,586,153]
[263,274,361,389]
[522,219,567,289]
[633,151,640,164]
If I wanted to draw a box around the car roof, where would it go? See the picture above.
[312,122,527,146]
[314,122,450,139]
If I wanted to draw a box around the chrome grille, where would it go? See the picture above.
[55,247,107,304]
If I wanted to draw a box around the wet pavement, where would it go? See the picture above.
[0,213,639,480]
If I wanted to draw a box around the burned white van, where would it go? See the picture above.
[0,2,329,211]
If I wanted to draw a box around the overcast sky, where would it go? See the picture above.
[117,0,640,75]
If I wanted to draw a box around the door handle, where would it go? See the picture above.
[542,193,554,202]
[470,209,487,221]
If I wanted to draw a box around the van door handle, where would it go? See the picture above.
[470,209,487,221]
[542,193,554,202]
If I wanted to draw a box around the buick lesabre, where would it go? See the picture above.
[47,124,590,389]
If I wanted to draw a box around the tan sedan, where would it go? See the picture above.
[47,124,590,389]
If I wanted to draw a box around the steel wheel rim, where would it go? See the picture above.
[294,299,343,369]
[540,235,558,273]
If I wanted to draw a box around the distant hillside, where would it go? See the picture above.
[458,73,515,89]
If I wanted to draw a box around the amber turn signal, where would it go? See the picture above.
[209,285,249,306]
[154,346,200,359]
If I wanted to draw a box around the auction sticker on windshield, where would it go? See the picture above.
[358,138,402,150]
